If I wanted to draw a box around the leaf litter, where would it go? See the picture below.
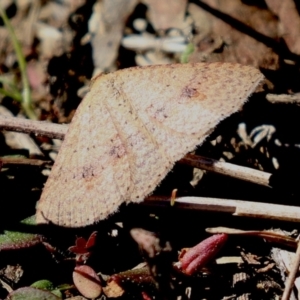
[1,0,300,299]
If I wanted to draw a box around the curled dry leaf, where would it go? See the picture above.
[73,265,102,299]
[1,264,23,284]
[179,234,228,275]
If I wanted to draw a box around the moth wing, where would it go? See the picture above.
[94,63,262,203]
[94,75,173,207]
[115,63,263,200]
[36,63,263,227]
[36,78,132,227]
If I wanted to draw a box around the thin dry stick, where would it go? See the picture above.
[145,196,300,223]
[281,241,300,300]
[0,115,67,139]
[0,157,52,167]
[2,117,299,224]
[181,154,271,187]
[205,227,297,248]
[0,115,271,187]
[266,93,300,104]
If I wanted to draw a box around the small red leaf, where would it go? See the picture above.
[69,238,87,254]
[69,231,97,254]
[85,231,97,249]
[179,234,228,275]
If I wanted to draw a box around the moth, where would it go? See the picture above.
[36,63,263,227]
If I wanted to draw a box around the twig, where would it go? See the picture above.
[0,115,67,140]
[266,93,300,104]
[0,157,52,167]
[0,4,36,120]
[0,115,272,187]
[205,227,297,248]
[144,196,300,223]
[281,241,300,300]
[180,154,271,187]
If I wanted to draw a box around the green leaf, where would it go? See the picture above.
[0,216,42,250]
[180,43,195,63]
[0,4,36,119]
[30,280,62,298]
[31,279,54,290]
[9,287,61,300]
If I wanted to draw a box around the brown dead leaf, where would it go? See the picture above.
[38,1,85,27]
[103,278,124,298]
[265,0,300,55]
[142,0,188,31]
[241,252,261,265]
[89,0,138,72]
[256,263,275,273]
[189,0,279,69]
[0,265,23,283]
[35,22,65,59]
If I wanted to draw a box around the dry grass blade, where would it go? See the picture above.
[0,115,67,140]
[180,154,271,187]
[145,196,300,223]
[0,115,271,185]
[281,242,300,300]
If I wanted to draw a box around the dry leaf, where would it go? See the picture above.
[265,0,300,55]
[36,62,263,227]
[89,0,138,71]
[35,22,64,59]
[142,0,188,31]
[189,0,279,69]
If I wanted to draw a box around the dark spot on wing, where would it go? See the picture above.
[181,86,200,98]
[82,165,95,179]
[109,144,126,159]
